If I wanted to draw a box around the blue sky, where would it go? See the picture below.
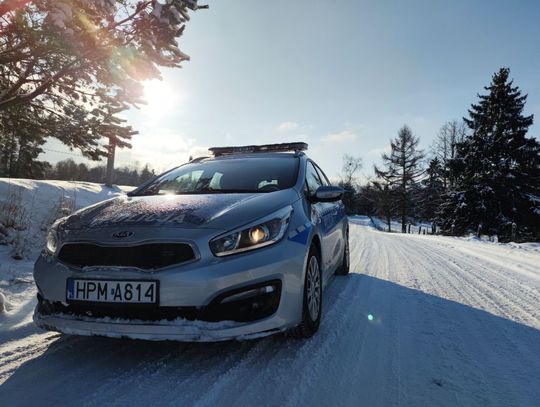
[43,0,540,180]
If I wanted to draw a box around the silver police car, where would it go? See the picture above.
[34,143,349,341]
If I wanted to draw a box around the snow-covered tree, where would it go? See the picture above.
[439,68,540,241]
[374,125,425,233]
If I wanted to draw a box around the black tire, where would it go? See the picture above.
[336,228,350,276]
[291,244,322,338]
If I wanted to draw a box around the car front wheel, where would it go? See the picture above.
[336,228,350,275]
[292,244,322,338]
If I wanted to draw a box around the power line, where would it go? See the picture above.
[41,147,85,157]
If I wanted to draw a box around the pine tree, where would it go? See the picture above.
[0,106,50,178]
[0,1,205,158]
[338,181,358,215]
[418,158,445,233]
[374,125,425,233]
[440,68,540,241]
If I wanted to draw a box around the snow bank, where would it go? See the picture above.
[0,178,132,259]
[0,178,132,336]
[370,216,433,234]
[365,216,539,252]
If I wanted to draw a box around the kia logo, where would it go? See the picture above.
[112,231,134,239]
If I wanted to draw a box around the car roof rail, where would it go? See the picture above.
[209,142,308,157]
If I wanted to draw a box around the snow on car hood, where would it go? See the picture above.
[59,189,299,230]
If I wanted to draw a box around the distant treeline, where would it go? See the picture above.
[0,157,157,187]
[50,159,157,186]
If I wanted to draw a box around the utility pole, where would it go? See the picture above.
[105,137,115,187]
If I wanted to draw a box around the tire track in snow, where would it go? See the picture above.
[389,232,540,406]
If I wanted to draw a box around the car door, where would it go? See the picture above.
[304,161,335,281]
[313,162,346,273]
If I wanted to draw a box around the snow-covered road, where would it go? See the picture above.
[1,218,539,406]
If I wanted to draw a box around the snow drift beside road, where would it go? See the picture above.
[0,178,132,257]
[0,178,131,341]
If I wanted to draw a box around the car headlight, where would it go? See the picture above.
[46,229,58,254]
[210,206,293,256]
[45,219,63,254]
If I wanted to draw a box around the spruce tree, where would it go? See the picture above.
[374,125,425,233]
[419,158,445,233]
[440,68,540,241]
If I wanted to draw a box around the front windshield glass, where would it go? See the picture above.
[132,157,299,196]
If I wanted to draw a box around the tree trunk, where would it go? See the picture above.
[105,138,115,187]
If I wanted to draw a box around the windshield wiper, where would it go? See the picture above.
[129,188,267,196]
[177,188,261,194]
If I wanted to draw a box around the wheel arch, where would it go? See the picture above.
[310,233,322,261]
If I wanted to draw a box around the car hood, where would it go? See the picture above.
[60,189,300,231]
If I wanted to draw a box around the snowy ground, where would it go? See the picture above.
[1,188,539,406]
[0,179,131,343]
[371,216,434,234]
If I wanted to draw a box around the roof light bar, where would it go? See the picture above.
[209,142,308,156]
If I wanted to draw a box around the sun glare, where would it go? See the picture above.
[142,79,181,117]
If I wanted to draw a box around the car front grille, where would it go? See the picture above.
[58,243,196,270]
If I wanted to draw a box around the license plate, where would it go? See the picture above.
[66,279,158,304]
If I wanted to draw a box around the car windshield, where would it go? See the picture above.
[131,156,299,196]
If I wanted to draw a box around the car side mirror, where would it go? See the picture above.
[310,186,344,203]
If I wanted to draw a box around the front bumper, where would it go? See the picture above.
[33,237,308,341]
[33,309,285,342]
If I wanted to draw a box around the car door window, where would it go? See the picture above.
[313,163,331,186]
[305,161,323,195]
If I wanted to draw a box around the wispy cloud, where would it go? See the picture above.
[277,121,300,132]
[321,130,357,143]
[367,145,391,158]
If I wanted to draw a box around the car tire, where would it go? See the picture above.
[291,244,322,338]
[336,229,350,276]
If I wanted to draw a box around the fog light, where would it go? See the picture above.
[204,280,282,322]
[220,285,276,304]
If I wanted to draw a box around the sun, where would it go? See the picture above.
[142,79,181,117]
